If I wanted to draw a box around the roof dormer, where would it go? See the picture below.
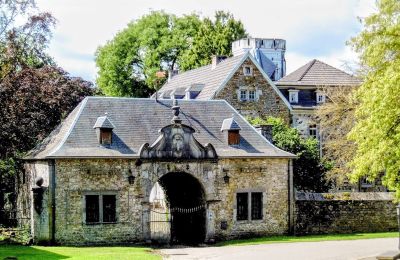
[93,114,115,146]
[221,117,241,146]
[288,89,299,104]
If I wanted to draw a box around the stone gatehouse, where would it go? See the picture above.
[22,97,295,245]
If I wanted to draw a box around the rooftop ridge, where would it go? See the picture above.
[298,59,317,81]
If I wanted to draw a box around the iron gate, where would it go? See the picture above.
[150,209,171,243]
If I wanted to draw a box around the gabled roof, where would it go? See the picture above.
[93,115,115,129]
[159,54,246,100]
[26,97,295,159]
[157,52,292,111]
[276,59,362,86]
[221,118,241,131]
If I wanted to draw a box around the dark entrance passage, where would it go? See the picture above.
[158,172,206,245]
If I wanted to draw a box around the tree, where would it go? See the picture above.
[0,1,94,226]
[179,11,247,70]
[95,11,247,97]
[248,117,331,192]
[348,0,400,197]
[315,86,358,187]
[0,0,56,80]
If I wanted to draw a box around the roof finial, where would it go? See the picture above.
[171,99,182,124]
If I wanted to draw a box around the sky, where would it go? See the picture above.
[36,0,376,83]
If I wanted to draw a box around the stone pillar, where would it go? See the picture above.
[31,177,51,244]
[205,202,216,243]
[141,201,151,242]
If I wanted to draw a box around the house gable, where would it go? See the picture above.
[214,56,291,122]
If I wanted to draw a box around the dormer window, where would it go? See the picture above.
[288,89,299,103]
[243,66,253,76]
[316,92,326,104]
[221,117,241,146]
[93,114,115,146]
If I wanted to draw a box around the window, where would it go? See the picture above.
[248,90,255,101]
[236,193,248,221]
[316,92,325,103]
[288,89,299,103]
[251,192,262,220]
[309,124,317,139]
[100,129,112,145]
[243,66,252,76]
[240,90,247,101]
[228,130,240,145]
[236,192,263,221]
[85,194,117,224]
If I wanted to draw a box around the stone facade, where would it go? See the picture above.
[295,192,397,235]
[291,111,316,139]
[27,157,290,245]
[215,58,290,123]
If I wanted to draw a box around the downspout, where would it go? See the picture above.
[48,159,56,244]
[288,159,295,235]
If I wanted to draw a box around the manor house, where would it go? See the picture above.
[156,37,362,140]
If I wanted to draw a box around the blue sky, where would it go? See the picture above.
[36,0,376,83]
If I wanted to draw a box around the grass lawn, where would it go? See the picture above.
[216,232,399,246]
[0,245,161,260]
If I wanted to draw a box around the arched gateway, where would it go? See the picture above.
[140,100,216,244]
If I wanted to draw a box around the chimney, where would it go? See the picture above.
[168,69,179,82]
[255,124,274,143]
[211,55,227,69]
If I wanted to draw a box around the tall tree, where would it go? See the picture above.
[315,86,358,187]
[249,117,331,192]
[179,11,247,70]
[348,0,400,196]
[95,11,247,97]
[0,0,56,80]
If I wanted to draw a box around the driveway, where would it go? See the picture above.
[160,238,398,260]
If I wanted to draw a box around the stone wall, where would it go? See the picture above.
[295,192,397,235]
[215,58,290,123]
[291,111,315,138]
[48,157,290,245]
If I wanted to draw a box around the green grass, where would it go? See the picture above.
[0,245,161,260]
[216,232,399,246]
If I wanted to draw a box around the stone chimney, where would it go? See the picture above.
[168,69,179,82]
[211,55,227,69]
[255,124,274,143]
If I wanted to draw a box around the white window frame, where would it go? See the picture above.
[288,89,299,103]
[240,89,247,101]
[309,124,318,139]
[243,66,253,76]
[316,92,326,103]
[248,90,256,101]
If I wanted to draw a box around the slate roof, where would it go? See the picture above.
[221,118,241,131]
[93,115,115,129]
[276,59,362,86]
[159,54,246,100]
[27,97,295,159]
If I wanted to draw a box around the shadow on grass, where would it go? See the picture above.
[0,245,68,260]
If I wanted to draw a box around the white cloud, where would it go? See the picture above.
[36,0,376,81]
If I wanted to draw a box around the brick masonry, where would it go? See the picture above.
[215,58,290,123]
[26,157,290,245]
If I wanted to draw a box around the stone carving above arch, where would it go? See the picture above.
[139,124,217,160]
[139,101,217,160]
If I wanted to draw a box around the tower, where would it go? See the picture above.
[232,38,286,81]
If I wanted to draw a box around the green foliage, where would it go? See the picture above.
[248,117,331,192]
[95,10,247,97]
[348,0,400,197]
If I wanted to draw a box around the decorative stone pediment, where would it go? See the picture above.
[139,101,217,160]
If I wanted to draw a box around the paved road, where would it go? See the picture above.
[160,238,398,260]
